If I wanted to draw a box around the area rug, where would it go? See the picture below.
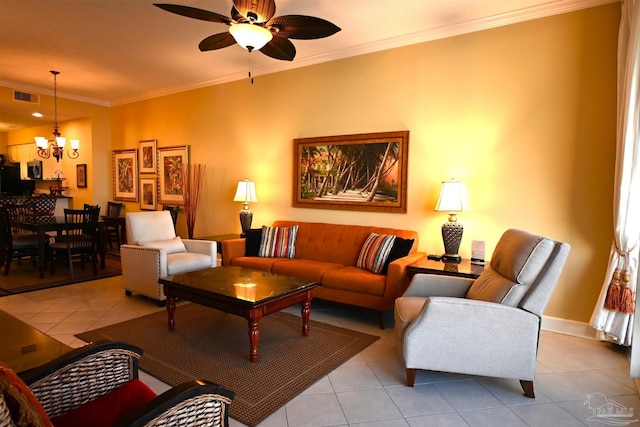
[76,303,380,426]
[0,256,121,296]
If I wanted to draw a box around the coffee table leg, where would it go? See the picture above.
[301,296,312,336]
[248,318,259,363]
[166,296,176,331]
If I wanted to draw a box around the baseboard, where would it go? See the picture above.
[541,315,599,340]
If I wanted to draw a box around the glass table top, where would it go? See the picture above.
[161,266,317,304]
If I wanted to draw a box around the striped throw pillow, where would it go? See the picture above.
[258,225,299,258]
[356,233,397,274]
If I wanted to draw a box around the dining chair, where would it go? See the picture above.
[49,207,100,278]
[106,201,124,249]
[163,205,179,229]
[0,203,39,275]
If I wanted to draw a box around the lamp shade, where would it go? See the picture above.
[233,179,258,204]
[434,180,470,213]
[229,23,273,51]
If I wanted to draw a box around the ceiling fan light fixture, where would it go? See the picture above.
[229,23,272,51]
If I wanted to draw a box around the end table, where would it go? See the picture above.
[407,258,484,280]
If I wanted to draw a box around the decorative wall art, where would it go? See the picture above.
[140,177,157,210]
[158,145,189,205]
[76,164,87,188]
[293,131,409,213]
[112,149,139,202]
[139,139,157,174]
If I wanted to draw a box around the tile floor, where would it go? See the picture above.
[0,276,638,427]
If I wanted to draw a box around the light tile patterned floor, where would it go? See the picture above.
[0,276,638,427]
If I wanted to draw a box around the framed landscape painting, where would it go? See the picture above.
[140,177,157,210]
[112,149,138,202]
[158,145,189,205]
[139,139,157,174]
[293,131,409,213]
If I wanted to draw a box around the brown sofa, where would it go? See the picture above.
[222,220,425,328]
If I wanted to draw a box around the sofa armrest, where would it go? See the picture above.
[182,239,217,260]
[386,252,427,298]
[221,238,246,266]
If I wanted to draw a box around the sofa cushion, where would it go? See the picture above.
[50,379,156,427]
[356,233,396,274]
[0,362,52,427]
[229,256,282,271]
[321,266,387,297]
[245,228,263,256]
[382,237,415,274]
[271,259,344,283]
[259,225,299,258]
[139,236,186,254]
[166,252,213,275]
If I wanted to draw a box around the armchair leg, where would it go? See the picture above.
[406,368,417,387]
[520,380,535,398]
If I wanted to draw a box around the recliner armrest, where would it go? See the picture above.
[402,273,473,298]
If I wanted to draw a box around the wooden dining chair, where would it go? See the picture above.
[106,201,124,249]
[0,204,39,275]
[49,207,100,278]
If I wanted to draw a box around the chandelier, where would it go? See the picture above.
[34,70,79,163]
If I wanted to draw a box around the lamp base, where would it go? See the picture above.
[441,253,462,263]
[239,209,253,234]
[441,221,463,264]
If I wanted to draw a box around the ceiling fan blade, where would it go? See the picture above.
[268,15,341,40]
[199,32,237,51]
[233,0,276,23]
[260,36,296,61]
[154,4,231,24]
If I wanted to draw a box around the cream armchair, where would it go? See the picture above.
[120,211,216,304]
[395,228,570,398]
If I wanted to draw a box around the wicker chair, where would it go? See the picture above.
[0,341,234,427]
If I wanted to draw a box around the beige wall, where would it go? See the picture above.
[7,4,620,323]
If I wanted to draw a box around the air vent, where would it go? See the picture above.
[13,90,40,104]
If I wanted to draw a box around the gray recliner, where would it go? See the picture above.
[394,228,570,398]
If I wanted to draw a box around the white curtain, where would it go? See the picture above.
[590,0,640,348]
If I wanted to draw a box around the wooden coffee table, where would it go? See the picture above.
[159,266,318,362]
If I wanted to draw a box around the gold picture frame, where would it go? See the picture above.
[158,145,189,206]
[76,163,87,188]
[140,177,157,210]
[293,131,409,213]
[139,139,157,174]
[112,149,138,202]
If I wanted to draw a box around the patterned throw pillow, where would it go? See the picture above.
[356,233,397,274]
[258,225,299,258]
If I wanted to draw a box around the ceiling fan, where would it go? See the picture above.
[154,0,341,61]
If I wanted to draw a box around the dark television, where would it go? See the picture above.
[0,165,35,196]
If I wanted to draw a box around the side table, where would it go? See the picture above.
[407,258,484,280]
[199,234,241,264]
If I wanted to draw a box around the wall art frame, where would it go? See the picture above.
[140,177,157,210]
[158,145,189,206]
[76,163,87,188]
[139,139,157,174]
[293,131,409,213]
[112,149,139,202]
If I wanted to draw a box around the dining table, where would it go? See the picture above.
[11,218,107,278]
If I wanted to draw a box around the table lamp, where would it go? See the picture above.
[233,179,258,234]
[434,179,470,263]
